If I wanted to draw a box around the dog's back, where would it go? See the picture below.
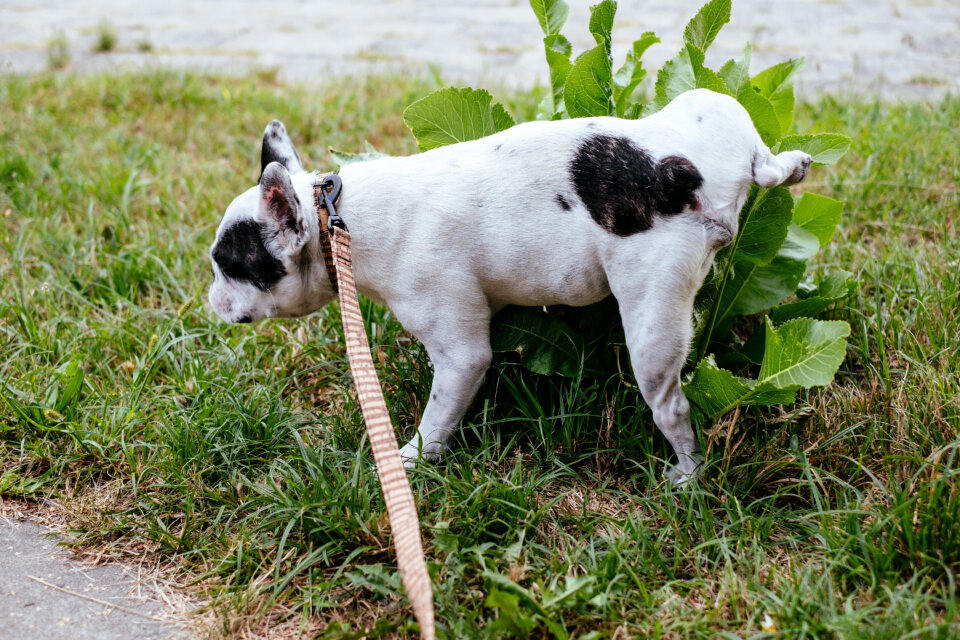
[333,89,761,310]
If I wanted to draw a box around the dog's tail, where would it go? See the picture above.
[654,155,704,214]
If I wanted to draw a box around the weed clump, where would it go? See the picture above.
[46,30,70,70]
[93,19,118,53]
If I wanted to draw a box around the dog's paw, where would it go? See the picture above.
[664,466,698,486]
[399,441,442,469]
[664,452,704,486]
[783,151,813,186]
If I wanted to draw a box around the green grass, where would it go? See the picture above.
[1,71,958,639]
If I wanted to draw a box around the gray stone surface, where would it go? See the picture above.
[0,0,958,99]
[0,519,186,640]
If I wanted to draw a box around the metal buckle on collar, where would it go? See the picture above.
[315,173,347,233]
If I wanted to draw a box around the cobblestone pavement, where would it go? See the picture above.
[1,0,958,99]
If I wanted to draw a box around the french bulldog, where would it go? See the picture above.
[207,89,812,484]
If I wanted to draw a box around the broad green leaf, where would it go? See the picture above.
[613,32,660,117]
[747,380,807,405]
[751,58,805,131]
[403,87,515,151]
[651,44,732,111]
[793,192,843,245]
[733,324,767,366]
[736,85,780,146]
[778,223,820,261]
[588,0,617,52]
[777,133,851,165]
[719,42,752,96]
[328,142,390,169]
[816,270,856,299]
[759,316,850,388]
[682,0,731,52]
[683,355,753,417]
[560,0,617,118]
[536,92,557,121]
[684,317,850,419]
[490,306,591,377]
[683,357,798,419]
[544,34,574,116]
[770,296,832,324]
[564,46,614,118]
[735,186,794,266]
[771,270,855,323]
[716,255,807,331]
[530,0,570,36]
[492,102,515,132]
[695,186,794,350]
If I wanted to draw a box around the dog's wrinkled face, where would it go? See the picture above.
[208,121,333,323]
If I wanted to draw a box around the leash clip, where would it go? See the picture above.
[317,173,347,233]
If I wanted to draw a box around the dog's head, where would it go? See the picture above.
[208,121,335,323]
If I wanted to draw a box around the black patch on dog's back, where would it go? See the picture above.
[571,134,703,236]
[213,220,286,291]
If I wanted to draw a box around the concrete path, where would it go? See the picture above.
[1,0,958,99]
[0,518,187,640]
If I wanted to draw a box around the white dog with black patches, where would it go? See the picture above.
[208,89,812,484]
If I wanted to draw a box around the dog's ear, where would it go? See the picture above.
[259,162,307,252]
[260,120,303,181]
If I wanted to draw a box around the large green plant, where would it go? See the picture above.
[395,0,853,424]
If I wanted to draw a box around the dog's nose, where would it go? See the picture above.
[236,315,252,323]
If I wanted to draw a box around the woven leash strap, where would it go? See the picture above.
[314,175,436,640]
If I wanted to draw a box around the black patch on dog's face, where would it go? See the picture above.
[212,219,287,291]
[556,194,571,211]
[571,134,703,236]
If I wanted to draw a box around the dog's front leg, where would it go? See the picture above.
[392,299,493,467]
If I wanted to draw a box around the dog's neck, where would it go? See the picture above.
[285,173,341,313]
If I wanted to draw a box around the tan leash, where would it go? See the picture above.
[314,173,436,640]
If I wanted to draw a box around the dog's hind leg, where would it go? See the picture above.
[391,296,493,467]
[611,264,704,485]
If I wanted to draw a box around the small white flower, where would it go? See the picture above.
[761,612,778,633]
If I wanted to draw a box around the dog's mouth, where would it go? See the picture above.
[207,280,261,325]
